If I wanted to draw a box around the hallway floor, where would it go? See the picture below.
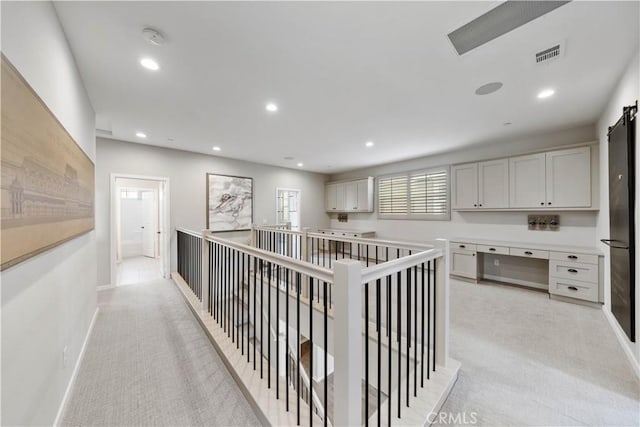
[60,279,260,426]
[117,256,162,285]
[435,278,640,426]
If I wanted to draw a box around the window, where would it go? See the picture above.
[378,167,449,220]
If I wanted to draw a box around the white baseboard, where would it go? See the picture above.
[53,307,99,426]
[97,284,115,291]
[602,307,640,379]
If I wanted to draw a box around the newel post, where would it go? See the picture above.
[434,238,450,368]
[250,223,256,247]
[333,259,362,426]
[302,227,310,262]
[201,231,210,313]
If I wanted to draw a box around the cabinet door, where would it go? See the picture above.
[450,249,477,279]
[478,159,509,208]
[546,146,591,208]
[344,182,358,211]
[509,153,546,208]
[325,184,338,211]
[356,179,373,212]
[451,163,478,209]
[335,183,346,211]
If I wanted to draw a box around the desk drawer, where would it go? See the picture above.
[509,248,549,259]
[549,260,598,283]
[477,244,509,255]
[549,251,599,265]
[452,242,476,251]
[549,277,598,302]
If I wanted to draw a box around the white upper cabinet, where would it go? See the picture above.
[325,183,338,211]
[478,159,509,208]
[545,147,591,208]
[509,153,546,208]
[325,177,373,212]
[452,159,508,209]
[451,163,478,209]
[453,144,594,211]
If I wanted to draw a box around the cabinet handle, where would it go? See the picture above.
[540,202,544,205]
[472,254,476,257]
[489,248,496,252]
[459,245,466,248]
[568,255,578,260]
[479,204,483,207]
[548,202,552,205]
[568,286,578,291]
[568,268,578,273]
[352,207,357,210]
[332,208,336,210]
[473,204,477,207]
[524,251,533,255]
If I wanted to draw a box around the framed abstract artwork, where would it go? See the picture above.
[1,55,95,270]
[206,173,253,232]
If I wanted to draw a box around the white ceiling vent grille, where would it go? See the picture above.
[534,41,565,65]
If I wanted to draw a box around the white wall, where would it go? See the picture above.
[595,53,640,369]
[1,2,97,425]
[96,138,329,286]
[329,125,598,247]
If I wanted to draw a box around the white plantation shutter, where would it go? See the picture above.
[378,167,449,220]
[378,175,408,214]
[410,170,448,216]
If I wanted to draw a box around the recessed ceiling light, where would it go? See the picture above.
[135,131,147,138]
[365,141,374,147]
[140,57,159,71]
[266,103,278,112]
[212,146,221,151]
[142,28,165,46]
[297,162,303,167]
[475,82,503,95]
[537,88,555,99]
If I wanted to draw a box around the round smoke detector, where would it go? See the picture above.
[142,27,166,46]
[475,82,503,95]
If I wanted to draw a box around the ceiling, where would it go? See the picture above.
[53,1,639,173]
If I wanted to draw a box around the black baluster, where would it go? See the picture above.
[377,278,381,427]
[407,267,411,407]
[433,260,437,373]
[268,262,272,388]
[297,272,301,425]
[309,277,314,427]
[365,280,369,427]
[260,259,264,379]
[286,267,290,411]
[253,256,257,371]
[276,265,280,399]
[427,260,431,380]
[323,281,328,427]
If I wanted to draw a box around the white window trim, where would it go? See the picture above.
[377,165,450,221]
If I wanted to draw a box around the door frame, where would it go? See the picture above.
[275,187,301,228]
[110,173,170,285]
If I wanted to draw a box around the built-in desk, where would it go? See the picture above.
[317,229,376,238]
[450,238,604,304]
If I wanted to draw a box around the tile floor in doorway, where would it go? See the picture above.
[117,256,162,285]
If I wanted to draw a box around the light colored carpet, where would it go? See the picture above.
[435,279,640,426]
[61,278,260,427]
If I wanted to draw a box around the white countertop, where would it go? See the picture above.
[317,228,376,234]
[451,237,603,256]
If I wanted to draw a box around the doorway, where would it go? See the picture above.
[110,174,170,286]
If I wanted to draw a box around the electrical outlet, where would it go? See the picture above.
[63,346,68,368]
[494,259,500,267]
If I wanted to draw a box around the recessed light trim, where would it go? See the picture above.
[266,103,278,112]
[140,57,159,71]
[135,132,147,138]
[212,146,221,152]
[365,141,374,147]
[297,162,304,167]
[537,88,555,99]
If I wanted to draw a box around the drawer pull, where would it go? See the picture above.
[568,255,578,260]
[524,251,533,255]
[489,248,496,252]
[567,269,578,273]
[459,245,465,248]
[568,286,578,291]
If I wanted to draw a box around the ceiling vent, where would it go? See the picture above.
[447,1,571,55]
[535,41,565,65]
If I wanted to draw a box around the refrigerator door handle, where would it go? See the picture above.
[600,239,630,249]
